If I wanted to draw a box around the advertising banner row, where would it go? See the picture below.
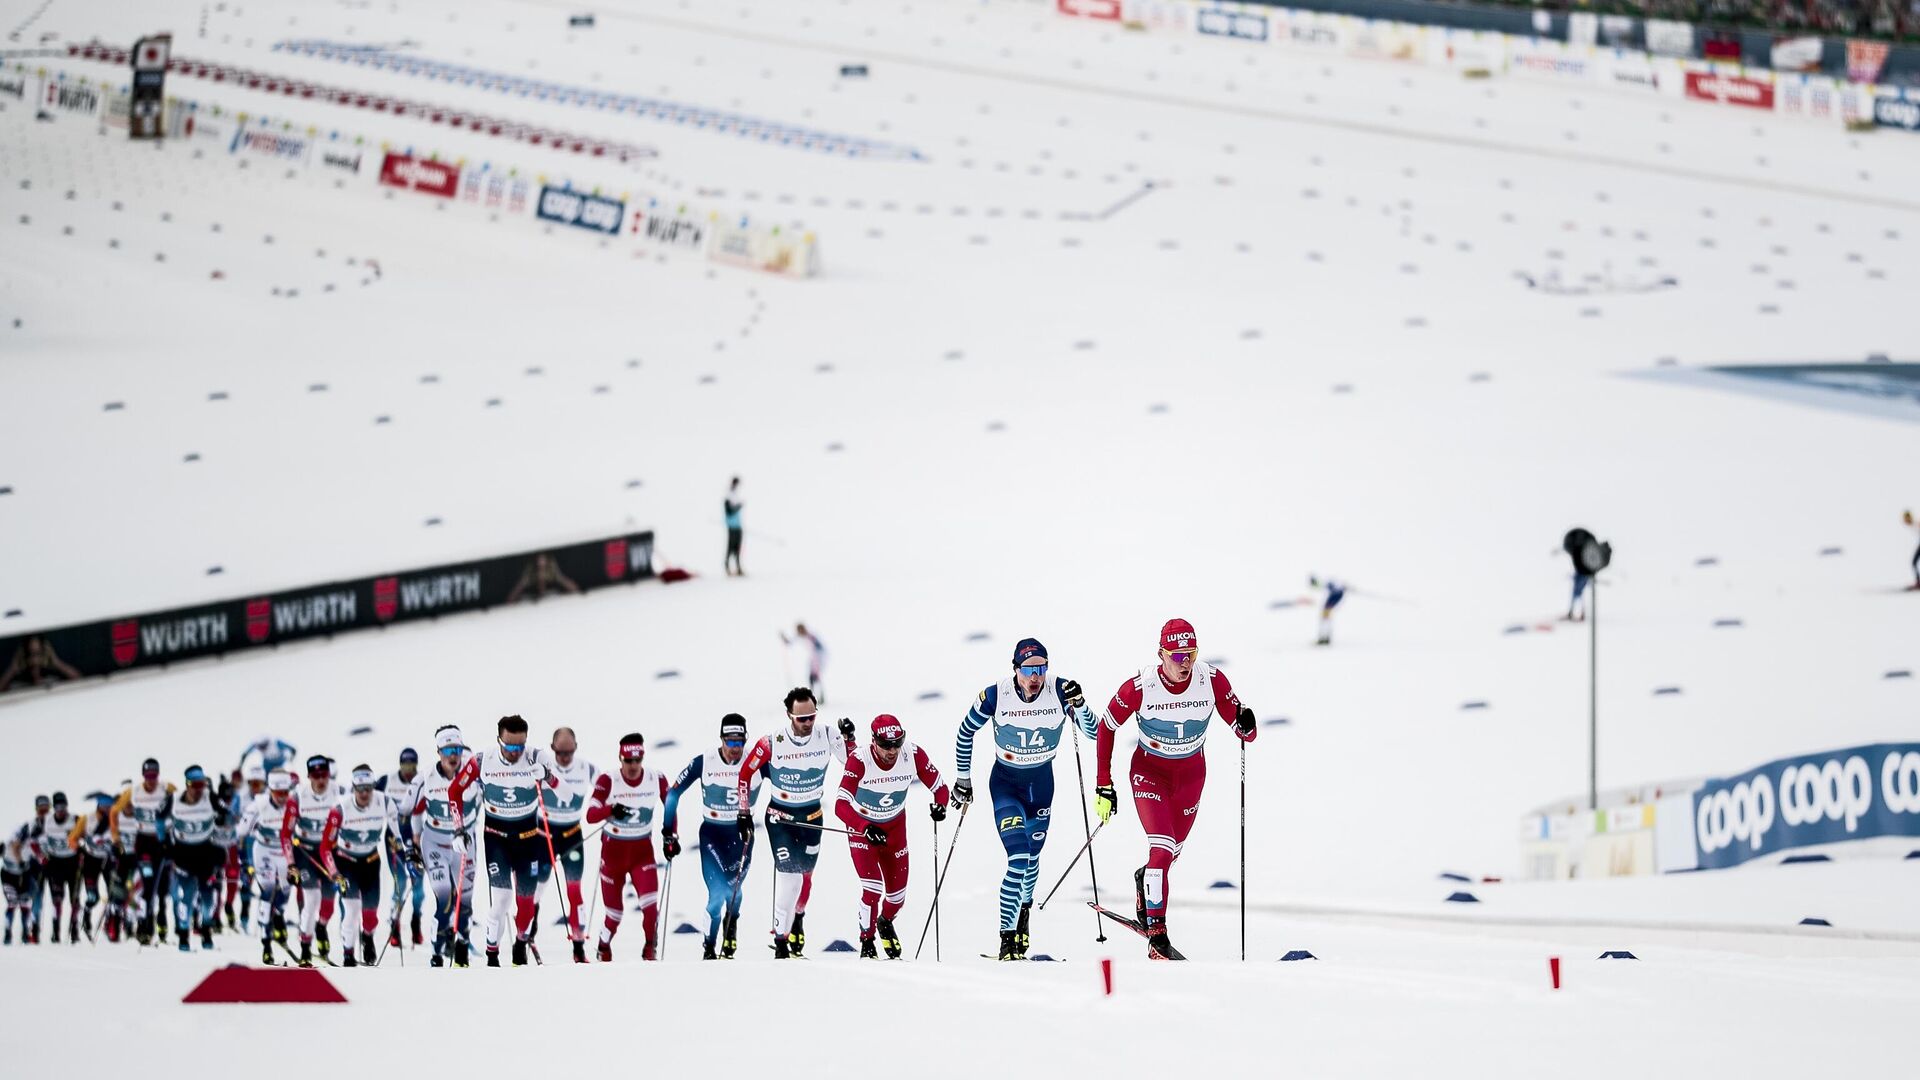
[4,62,823,276]
[0,531,656,696]
[1055,0,1916,132]
[1518,741,1920,878]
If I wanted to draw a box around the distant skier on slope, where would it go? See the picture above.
[783,622,828,705]
[1561,528,1598,621]
[1905,510,1919,590]
[1093,619,1257,960]
[724,476,745,577]
[952,637,1099,960]
[1309,576,1346,646]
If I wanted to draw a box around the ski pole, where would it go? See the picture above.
[931,813,942,962]
[658,857,673,961]
[1036,820,1106,910]
[1069,716,1106,942]
[913,803,967,960]
[1240,738,1247,963]
[766,810,861,838]
[535,798,576,944]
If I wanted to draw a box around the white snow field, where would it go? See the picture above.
[3,0,1919,1074]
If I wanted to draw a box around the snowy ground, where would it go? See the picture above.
[2,0,1919,1074]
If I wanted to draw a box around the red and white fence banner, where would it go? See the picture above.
[1684,71,1774,110]
[1058,0,1123,21]
[378,152,461,198]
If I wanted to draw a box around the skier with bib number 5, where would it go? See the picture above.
[1093,619,1256,960]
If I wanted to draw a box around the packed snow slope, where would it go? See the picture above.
[1,1,1918,1075]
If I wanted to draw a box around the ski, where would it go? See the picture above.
[1088,903,1149,939]
[979,954,1067,961]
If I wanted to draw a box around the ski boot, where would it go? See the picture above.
[1016,904,1032,959]
[486,946,501,968]
[153,921,165,946]
[411,912,424,946]
[876,915,901,959]
[271,912,288,945]
[702,937,717,960]
[597,941,613,963]
[787,911,806,957]
[860,935,879,959]
[224,899,236,930]
[772,934,792,959]
[1144,917,1185,961]
[315,924,330,963]
[342,946,357,968]
[720,912,738,958]
[430,952,445,968]
[452,937,470,968]
[388,918,403,949]
[511,938,528,967]
[360,931,376,966]
[3,923,11,946]
[136,915,153,946]
[51,918,61,944]
[81,909,93,940]
[298,940,314,968]
[573,940,588,964]
[200,925,215,951]
[998,929,1020,961]
[1134,867,1148,928]
[177,930,191,954]
[262,938,277,965]
[69,914,80,944]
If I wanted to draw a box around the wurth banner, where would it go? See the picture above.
[1058,0,1123,21]
[0,530,655,694]
[1684,71,1775,111]
[378,151,461,197]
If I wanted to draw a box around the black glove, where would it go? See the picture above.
[607,803,634,822]
[929,801,948,823]
[1234,705,1258,742]
[1059,678,1086,709]
[952,778,973,806]
[287,866,303,887]
[737,812,755,843]
[663,833,682,859]
[404,843,424,868]
[862,824,889,846]
[837,718,856,741]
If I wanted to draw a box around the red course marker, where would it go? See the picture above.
[1101,957,1114,996]
[1549,956,1562,990]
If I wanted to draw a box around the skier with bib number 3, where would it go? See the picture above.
[1093,619,1256,960]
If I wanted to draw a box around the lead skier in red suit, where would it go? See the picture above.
[1094,618,1256,960]
[835,716,950,959]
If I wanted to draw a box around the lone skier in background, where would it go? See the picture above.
[724,476,745,576]
[783,622,827,705]
[1311,576,1346,646]
[1562,528,1598,621]
[1093,619,1257,960]
[1905,510,1919,590]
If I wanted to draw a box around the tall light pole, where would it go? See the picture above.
[1565,528,1612,811]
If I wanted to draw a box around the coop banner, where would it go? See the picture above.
[0,530,655,694]
[536,185,626,234]
[1690,743,1920,869]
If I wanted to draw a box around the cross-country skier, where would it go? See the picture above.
[410,725,479,967]
[584,732,669,961]
[663,714,762,959]
[540,727,600,963]
[166,766,226,952]
[1310,576,1346,646]
[837,715,949,959]
[1905,509,1919,589]
[446,714,570,967]
[77,792,116,941]
[724,476,745,576]
[1093,619,1257,960]
[736,688,852,957]
[952,637,1099,960]
[239,736,299,776]
[36,793,81,944]
[2,801,40,944]
[281,755,344,966]
[375,749,426,951]
[237,770,296,964]
[334,765,398,967]
[110,758,175,945]
[782,624,829,705]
